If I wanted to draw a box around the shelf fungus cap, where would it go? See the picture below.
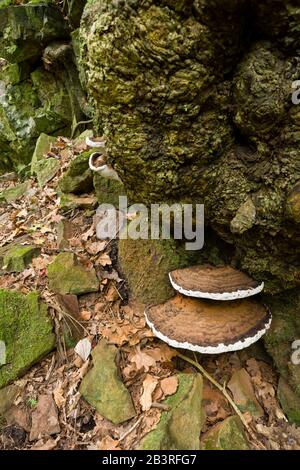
[145,295,272,354]
[169,265,264,300]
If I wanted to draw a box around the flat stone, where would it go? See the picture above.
[31,133,57,177]
[228,368,264,418]
[59,193,97,211]
[277,376,300,426]
[0,289,55,389]
[29,394,60,441]
[139,373,203,450]
[80,339,136,424]
[0,384,20,416]
[56,219,76,250]
[2,244,40,273]
[47,252,99,295]
[59,151,93,194]
[0,181,31,203]
[201,416,250,450]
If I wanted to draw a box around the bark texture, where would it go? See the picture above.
[80,0,300,295]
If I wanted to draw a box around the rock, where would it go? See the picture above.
[228,369,264,418]
[2,244,40,273]
[31,134,57,175]
[56,219,76,250]
[66,0,87,28]
[79,339,136,424]
[73,129,93,146]
[201,416,250,450]
[59,193,97,211]
[58,151,93,194]
[286,183,300,225]
[277,377,300,426]
[5,405,30,433]
[230,197,256,235]
[0,384,20,416]
[264,288,300,397]
[139,373,203,450]
[0,4,69,63]
[47,252,99,295]
[0,181,31,203]
[0,290,55,389]
[29,394,60,441]
[118,237,196,305]
[93,173,126,206]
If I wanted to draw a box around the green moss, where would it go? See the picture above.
[0,181,30,203]
[59,192,97,211]
[201,416,250,450]
[118,237,196,305]
[277,377,300,426]
[139,373,203,450]
[93,173,126,206]
[264,288,300,397]
[47,252,99,295]
[2,245,40,272]
[0,289,55,389]
[59,151,93,194]
[80,339,136,424]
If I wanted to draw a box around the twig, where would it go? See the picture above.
[118,415,144,442]
[176,351,265,450]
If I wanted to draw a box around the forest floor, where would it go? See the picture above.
[0,136,300,450]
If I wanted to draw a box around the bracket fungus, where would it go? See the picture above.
[85,136,106,149]
[145,264,271,354]
[89,152,121,182]
[169,265,264,301]
[145,295,272,354]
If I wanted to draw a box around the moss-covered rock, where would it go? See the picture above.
[47,252,99,295]
[2,245,40,272]
[59,192,97,211]
[0,181,30,203]
[139,373,203,450]
[59,151,93,194]
[93,173,126,206]
[0,289,55,389]
[264,289,300,397]
[118,237,196,305]
[201,416,250,450]
[0,384,20,417]
[0,4,69,63]
[277,377,300,426]
[79,339,136,424]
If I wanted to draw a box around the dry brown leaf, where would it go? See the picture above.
[140,375,159,411]
[86,240,106,255]
[97,253,112,266]
[98,436,121,450]
[160,376,178,397]
[130,346,156,372]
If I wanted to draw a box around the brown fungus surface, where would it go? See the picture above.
[169,265,264,300]
[145,295,272,354]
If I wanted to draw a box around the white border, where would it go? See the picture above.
[86,136,106,148]
[145,311,272,354]
[169,273,264,301]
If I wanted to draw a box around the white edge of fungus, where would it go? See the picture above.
[169,273,264,300]
[144,311,272,354]
[86,136,106,148]
[88,153,107,173]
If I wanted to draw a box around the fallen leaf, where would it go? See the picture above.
[97,253,112,267]
[160,376,178,397]
[140,375,159,411]
[74,338,92,361]
[130,346,156,372]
